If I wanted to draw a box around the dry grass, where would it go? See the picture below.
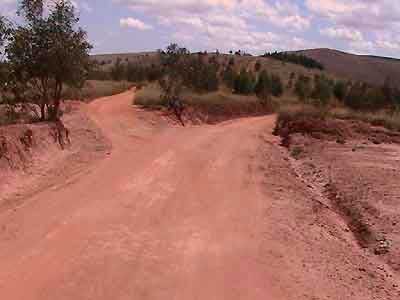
[277,104,400,133]
[63,80,133,102]
[330,107,400,132]
[135,83,264,107]
[135,83,277,123]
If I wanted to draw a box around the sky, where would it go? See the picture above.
[1,0,400,58]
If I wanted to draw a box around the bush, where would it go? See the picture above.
[254,71,283,104]
[333,80,347,101]
[312,75,333,106]
[295,75,312,102]
[234,68,255,95]
[223,66,235,88]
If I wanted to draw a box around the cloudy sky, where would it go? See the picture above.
[1,0,400,57]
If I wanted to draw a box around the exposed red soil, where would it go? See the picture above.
[0,90,399,299]
[276,115,400,276]
[0,101,110,209]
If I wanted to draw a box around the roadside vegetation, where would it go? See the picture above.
[0,1,134,126]
[0,0,94,126]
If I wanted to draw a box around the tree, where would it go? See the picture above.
[158,43,189,126]
[333,80,347,101]
[270,74,283,97]
[344,82,367,110]
[223,66,235,88]
[234,68,255,94]
[254,71,283,104]
[6,0,92,120]
[312,75,333,106]
[295,75,312,102]
[111,58,126,81]
[254,70,272,104]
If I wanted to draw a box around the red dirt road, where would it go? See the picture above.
[0,90,398,299]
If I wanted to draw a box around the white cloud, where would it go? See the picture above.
[113,0,312,53]
[120,17,152,30]
[320,27,364,42]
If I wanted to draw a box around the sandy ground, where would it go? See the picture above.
[0,89,399,299]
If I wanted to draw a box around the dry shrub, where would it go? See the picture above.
[135,83,276,123]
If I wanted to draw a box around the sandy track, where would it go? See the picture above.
[0,89,398,299]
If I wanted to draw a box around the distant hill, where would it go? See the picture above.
[296,48,400,87]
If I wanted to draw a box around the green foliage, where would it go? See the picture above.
[158,43,188,125]
[183,55,219,92]
[254,70,271,103]
[223,66,235,88]
[270,74,283,97]
[110,58,125,81]
[312,75,333,106]
[333,80,347,101]
[4,0,92,120]
[234,68,255,95]
[295,75,312,102]
[254,70,283,103]
[344,82,387,111]
[263,51,324,70]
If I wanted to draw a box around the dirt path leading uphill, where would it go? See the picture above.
[0,89,398,299]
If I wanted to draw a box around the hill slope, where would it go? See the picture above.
[297,48,400,87]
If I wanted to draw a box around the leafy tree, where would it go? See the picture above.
[223,66,235,88]
[270,74,283,97]
[184,55,219,92]
[295,75,312,102]
[5,0,92,120]
[254,70,283,104]
[254,70,272,104]
[312,75,333,106]
[111,58,126,81]
[158,43,189,125]
[234,68,255,94]
[333,80,347,101]
[344,82,368,110]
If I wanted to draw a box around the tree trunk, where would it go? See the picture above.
[51,99,60,121]
[40,103,46,121]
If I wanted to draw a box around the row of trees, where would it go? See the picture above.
[263,52,324,70]
[293,73,400,110]
[228,68,283,100]
[0,0,92,121]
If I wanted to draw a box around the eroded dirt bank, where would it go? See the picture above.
[0,90,399,299]
[0,101,110,209]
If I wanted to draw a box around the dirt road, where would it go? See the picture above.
[0,90,398,299]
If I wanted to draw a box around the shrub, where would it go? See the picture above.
[312,75,333,106]
[333,80,347,101]
[234,68,255,95]
[223,66,235,88]
[295,75,312,102]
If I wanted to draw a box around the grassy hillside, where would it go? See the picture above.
[91,52,337,86]
[297,48,400,87]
